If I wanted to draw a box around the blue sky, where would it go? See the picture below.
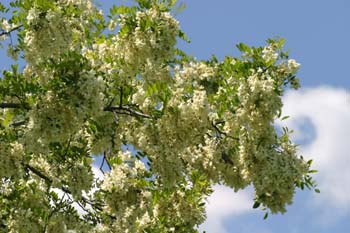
[175,0,350,88]
[1,0,350,232]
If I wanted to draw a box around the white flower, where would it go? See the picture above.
[287,59,300,72]
[26,8,39,24]
[262,45,278,63]
[1,19,11,31]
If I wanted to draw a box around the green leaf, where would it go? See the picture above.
[2,110,13,128]
[136,0,152,9]
[0,2,7,12]
[253,201,260,209]
[178,30,190,43]
[263,212,269,220]
[236,43,251,53]
[174,2,186,15]
[307,159,313,166]
[169,0,177,7]
[281,115,290,121]
[315,189,320,193]
[198,202,206,207]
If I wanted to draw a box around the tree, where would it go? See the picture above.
[0,0,318,232]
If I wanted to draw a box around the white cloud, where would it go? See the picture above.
[91,165,105,181]
[199,185,254,233]
[279,86,350,214]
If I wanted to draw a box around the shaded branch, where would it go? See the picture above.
[0,102,22,108]
[0,102,30,110]
[9,120,26,127]
[211,121,239,141]
[104,151,112,171]
[119,87,123,107]
[100,152,106,174]
[25,164,104,211]
[26,164,52,182]
[104,105,151,119]
[44,192,67,232]
[74,197,95,217]
[100,150,112,175]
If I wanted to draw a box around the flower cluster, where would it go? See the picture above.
[117,8,179,75]
[99,150,210,232]
[0,1,316,232]
[85,7,179,84]
[24,68,105,151]
[122,62,216,185]
[0,141,24,178]
[100,151,153,232]
[24,0,97,66]
[2,178,88,233]
[262,44,279,64]
[234,69,308,212]
[0,18,12,32]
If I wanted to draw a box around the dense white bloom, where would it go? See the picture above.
[262,45,278,63]
[287,59,301,72]
[0,1,314,232]
[23,0,97,66]
[0,142,24,178]
[0,19,11,31]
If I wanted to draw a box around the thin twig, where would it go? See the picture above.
[44,192,67,232]
[119,87,123,107]
[99,152,106,174]
[0,25,23,37]
[25,164,104,211]
[63,136,72,157]
[104,105,151,119]
[211,121,239,141]
[103,151,112,171]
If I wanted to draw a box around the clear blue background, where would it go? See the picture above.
[175,0,350,89]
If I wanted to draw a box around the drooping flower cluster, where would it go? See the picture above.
[118,8,179,73]
[0,18,12,32]
[100,151,154,232]
[0,1,317,232]
[23,0,97,66]
[85,7,179,82]
[24,68,105,151]
[98,151,210,233]
[235,70,307,212]
[0,141,24,178]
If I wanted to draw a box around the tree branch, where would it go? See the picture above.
[25,164,104,211]
[211,121,239,141]
[9,120,26,127]
[0,25,23,37]
[26,164,52,182]
[100,152,106,174]
[0,102,22,108]
[104,151,112,171]
[104,105,151,119]
[119,87,123,107]
[0,102,30,110]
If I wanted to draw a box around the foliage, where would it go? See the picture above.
[0,0,317,232]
